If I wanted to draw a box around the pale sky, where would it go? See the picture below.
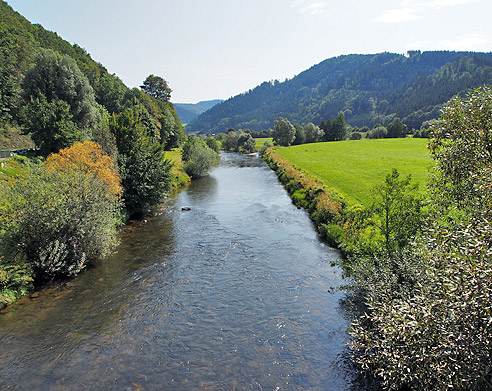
[5,0,492,103]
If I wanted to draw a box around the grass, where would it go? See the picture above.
[254,137,273,150]
[164,148,191,187]
[275,138,432,206]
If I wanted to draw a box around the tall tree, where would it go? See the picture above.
[22,49,100,154]
[140,74,172,102]
[272,117,296,146]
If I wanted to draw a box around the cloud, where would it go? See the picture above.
[373,7,423,23]
[439,32,490,50]
[292,0,331,15]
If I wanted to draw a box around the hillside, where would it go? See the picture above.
[0,0,184,149]
[174,99,223,125]
[187,51,492,134]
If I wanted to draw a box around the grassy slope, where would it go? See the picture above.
[275,138,431,206]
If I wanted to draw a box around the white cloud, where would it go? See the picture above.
[292,0,331,15]
[439,32,490,50]
[373,7,423,23]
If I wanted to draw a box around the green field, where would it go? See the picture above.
[275,138,432,206]
[254,137,273,150]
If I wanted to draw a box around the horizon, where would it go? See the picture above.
[5,0,492,103]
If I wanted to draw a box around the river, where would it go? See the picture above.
[0,153,356,390]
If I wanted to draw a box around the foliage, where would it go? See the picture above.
[45,140,122,197]
[272,117,296,146]
[181,136,219,178]
[349,132,362,140]
[221,129,255,153]
[0,166,121,281]
[21,49,101,155]
[140,74,172,102]
[349,86,492,390]
[258,140,273,156]
[0,256,34,308]
[367,125,388,139]
[321,112,346,141]
[303,122,324,143]
[110,106,173,217]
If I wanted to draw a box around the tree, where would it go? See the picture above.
[272,117,295,146]
[22,49,99,130]
[321,112,346,141]
[386,118,407,138]
[181,136,219,178]
[293,124,306,145]
[304,122,324,143]
[140,74,172,102]
[22,49,101,154]
[110,106,173,217]
[370,169,422,253]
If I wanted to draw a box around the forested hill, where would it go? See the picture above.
[174,99,223,125]
[0,0,184,149]
[187,51,492,133]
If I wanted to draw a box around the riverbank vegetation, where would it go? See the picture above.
[265,86,492,390]
[0,1,201,307]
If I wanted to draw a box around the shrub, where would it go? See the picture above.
[0,167,122,280]
[182,136,219,178]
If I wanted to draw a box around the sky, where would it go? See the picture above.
[5,0,492,103]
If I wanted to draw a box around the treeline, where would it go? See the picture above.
[187,51,492,134]
[0,0,184,154]
[270,113,413,147]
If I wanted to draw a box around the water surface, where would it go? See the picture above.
[0,153,353,390]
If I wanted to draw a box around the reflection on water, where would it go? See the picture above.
[0,153,356,390]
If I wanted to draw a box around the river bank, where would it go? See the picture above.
[0,148,192,309]
[0,152,355,390]
[262,147,357,255]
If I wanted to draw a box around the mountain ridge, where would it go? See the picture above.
[186,51,492,133]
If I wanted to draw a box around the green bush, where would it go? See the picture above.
[0,167,122,280]
[182,136,219,178]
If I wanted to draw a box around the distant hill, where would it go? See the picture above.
[174,99,223,125]
[187,51,492,133]
[0,0,184,148]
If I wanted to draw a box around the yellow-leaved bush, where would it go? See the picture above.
[45,140,122,198]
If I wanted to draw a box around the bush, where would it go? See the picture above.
[367,125,388,139]
[0,167,122,280]
[182,136,219,178]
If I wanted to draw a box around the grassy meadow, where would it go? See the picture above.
[275,138,432,206]
[254,137,273,150]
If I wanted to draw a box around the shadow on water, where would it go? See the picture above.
[0,152,373,390]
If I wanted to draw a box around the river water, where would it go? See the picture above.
[0,153,355,390]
